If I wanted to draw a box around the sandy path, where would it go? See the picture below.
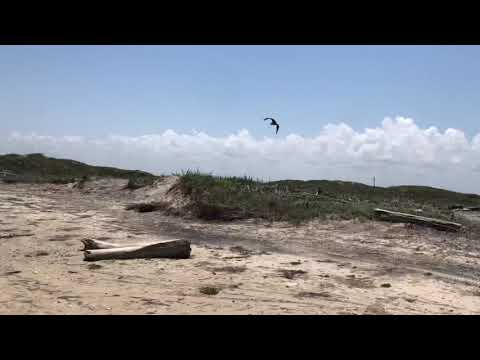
[1,181,480,314]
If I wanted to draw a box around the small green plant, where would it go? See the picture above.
[199,286,221,295]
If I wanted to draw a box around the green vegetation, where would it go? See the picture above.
[0,153,158,185]
[178,170,480,224]
[3,154,480,227]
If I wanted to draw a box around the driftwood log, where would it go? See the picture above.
[448,205,480,211]
[83,240,191,261]
[374,208,462,232]
[81,238,180,251]
[461,206,480,212]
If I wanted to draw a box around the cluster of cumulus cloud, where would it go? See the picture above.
[2,117,480,193]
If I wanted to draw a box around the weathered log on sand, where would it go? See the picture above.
[81,238,180,251]
[448,205,480,211]
[83,240,191,261]
[374,208,462,232]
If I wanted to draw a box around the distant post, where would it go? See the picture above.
[373,176,376,189]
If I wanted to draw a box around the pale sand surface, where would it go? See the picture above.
[1,178,480,314]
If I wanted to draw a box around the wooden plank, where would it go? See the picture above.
[374,208,462,232]
[461,206,480,212]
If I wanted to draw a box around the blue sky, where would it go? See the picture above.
[2,45,480,192]
[1,45,479,137]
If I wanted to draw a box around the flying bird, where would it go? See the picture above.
[264,117,280,134]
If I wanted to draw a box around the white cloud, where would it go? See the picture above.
[2,116,480,193]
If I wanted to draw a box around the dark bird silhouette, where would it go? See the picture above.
[264,117,280,134]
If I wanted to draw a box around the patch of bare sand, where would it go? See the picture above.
[2,180,480,314]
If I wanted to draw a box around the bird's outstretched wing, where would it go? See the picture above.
[264,117,279,133]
